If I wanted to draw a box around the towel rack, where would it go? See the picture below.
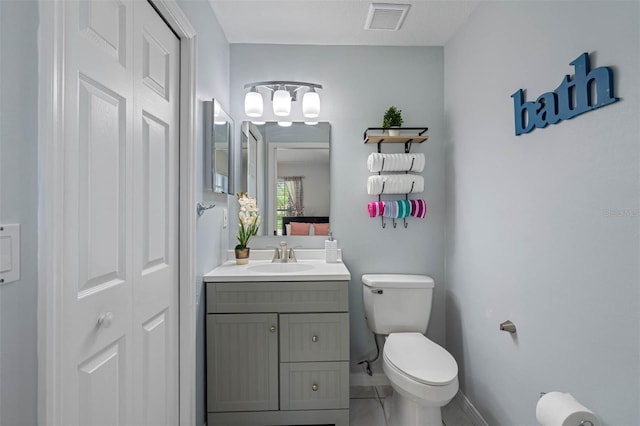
[378,156,416,173]
[365,127,428,229]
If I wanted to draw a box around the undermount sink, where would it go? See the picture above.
[247,262,315,273]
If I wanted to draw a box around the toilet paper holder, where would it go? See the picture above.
[538,393,595,426]
[499,320,516,333]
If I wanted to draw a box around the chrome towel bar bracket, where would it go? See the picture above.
[197,202,215,217]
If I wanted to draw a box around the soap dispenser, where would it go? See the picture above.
[325,232,338,263]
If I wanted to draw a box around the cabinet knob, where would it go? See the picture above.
[311,335,318,343]
[270,325,277,333]
[97,312,113,328]
[311,383,319,392]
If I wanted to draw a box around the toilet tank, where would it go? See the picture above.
[362,274,435,334]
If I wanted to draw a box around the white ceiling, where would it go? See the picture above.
[208,0,480,46]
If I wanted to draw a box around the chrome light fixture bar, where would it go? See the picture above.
[243,81,323,119]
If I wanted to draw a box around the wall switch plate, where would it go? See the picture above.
[0,224,20,285]
[223,209,228,228]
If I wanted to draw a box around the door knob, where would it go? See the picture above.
[97,312,113,328]
[270,325,277,333]
[311,335,318,343]
[311,384,319,391]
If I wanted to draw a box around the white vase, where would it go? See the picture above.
[388,127,400,136]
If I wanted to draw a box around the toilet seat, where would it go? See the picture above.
[384,333,458,386]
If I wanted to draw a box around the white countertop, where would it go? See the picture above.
[203,249,351,282]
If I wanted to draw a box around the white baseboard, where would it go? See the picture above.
[350,372,390,387]
[452,391,488,426]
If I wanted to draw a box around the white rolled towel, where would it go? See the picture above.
[367,175,384,195]
[367,174,424,195]
[367,153,425,173]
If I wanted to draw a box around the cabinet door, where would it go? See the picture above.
[207,313,279,412]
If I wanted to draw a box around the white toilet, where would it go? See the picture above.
[362,274,459,426]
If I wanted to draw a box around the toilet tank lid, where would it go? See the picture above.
[362,274,434,289]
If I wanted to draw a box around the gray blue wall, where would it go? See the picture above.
[175,1,230,424]
[444,2,639,424]
[0,1,39,425]
[229,45,447,370]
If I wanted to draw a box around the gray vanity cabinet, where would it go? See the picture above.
[206,281,349,426]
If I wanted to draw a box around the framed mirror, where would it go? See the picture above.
[204,99,233,193]
[240,121,331,237]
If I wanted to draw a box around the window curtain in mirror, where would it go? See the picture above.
[283,176,304,216]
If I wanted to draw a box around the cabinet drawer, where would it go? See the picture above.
[280,313,349,362]
[280,362,349,410]
[207,281,348,313]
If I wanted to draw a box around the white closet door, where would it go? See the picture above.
[131,1,180,425]
[60,1,179,425]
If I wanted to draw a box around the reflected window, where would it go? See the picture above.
[276,176,304,232]
[276,180,288,232]
[214,173,228,194]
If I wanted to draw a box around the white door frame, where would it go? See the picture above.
[36,1,197,425]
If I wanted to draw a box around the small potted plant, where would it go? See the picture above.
[382,106,403,136]
[235,192,260,264]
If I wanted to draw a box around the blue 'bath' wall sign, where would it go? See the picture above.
[511,52,618,136]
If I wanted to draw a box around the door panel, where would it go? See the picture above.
[142,311,169,425]
[141,111,169,273]
[78,340,126,426]
[78,0,127,67]
[77,75,127,295]
[142,32,170,99]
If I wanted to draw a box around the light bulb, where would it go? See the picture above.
[273,88,291,116]
[302,91,320,118]
[244,90,263,118]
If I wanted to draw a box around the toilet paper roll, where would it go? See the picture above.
[536,392,600,426]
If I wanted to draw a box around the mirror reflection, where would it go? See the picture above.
[204,99,232,193]
[240,122,330,237]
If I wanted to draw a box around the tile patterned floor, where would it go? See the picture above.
[350,386,476,426]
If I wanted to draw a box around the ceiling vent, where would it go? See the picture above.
[364,3,411,31]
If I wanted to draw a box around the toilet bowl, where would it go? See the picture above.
[382,333,459,426]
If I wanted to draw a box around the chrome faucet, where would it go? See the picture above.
[271,241,297,263]
[279,241,288,263]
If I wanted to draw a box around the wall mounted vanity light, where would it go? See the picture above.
[243,81,323,120]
